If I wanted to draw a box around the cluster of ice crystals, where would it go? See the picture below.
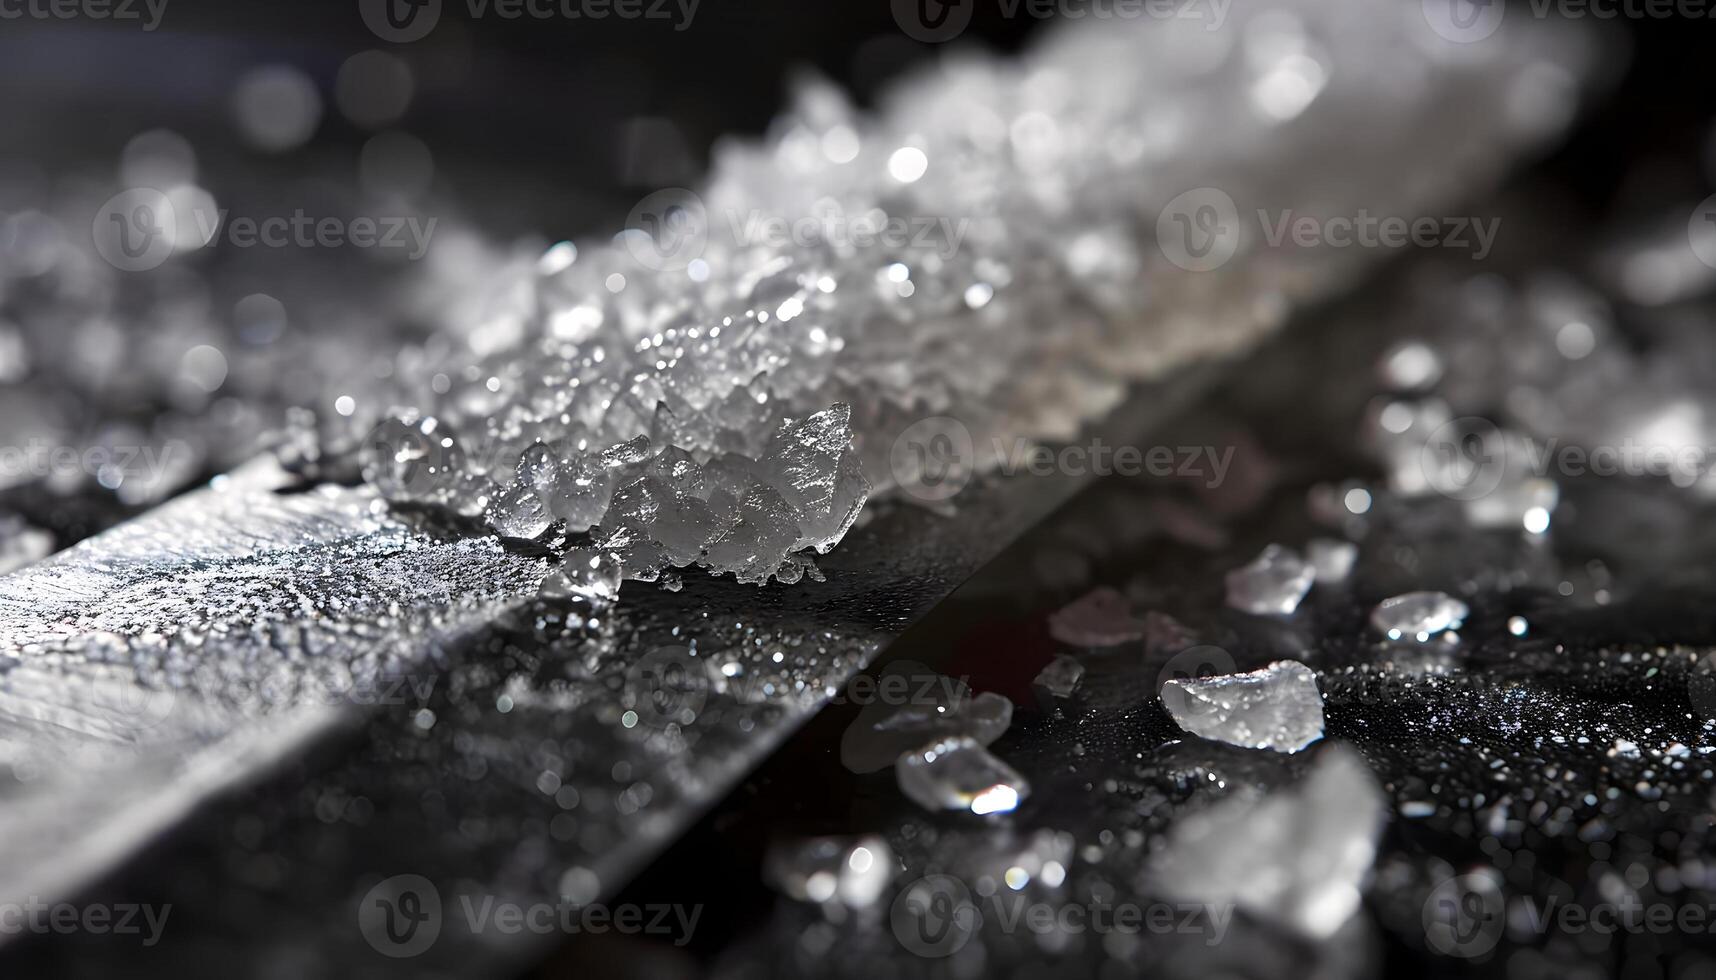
[1370,590,1469,641]
[1161,660,1325,754]
[896,736,1030,816]
[324,0,1586,589]
[1224,544,1316,616]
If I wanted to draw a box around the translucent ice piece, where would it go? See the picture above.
[1142,744,1385,940]
[896,736,1029,816]
[1048,587,1145,646]
[544,452,615,533]
[1225,544,1315,616]
[1032,656,1084,711]
[763,835,894,909]
[484,480,553,540]
[841,661,1013,774]
[1370,591,1468,641]
[1161,659,1324,753]
[539,547,623,604]
[700,480,803,585]
[753,404,869,555]
[360,415,466,504]
[1307,538,1357,583]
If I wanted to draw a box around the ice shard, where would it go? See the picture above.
[841,661,1013,774]
[1161,660,1325,753]
[896,736,1030,816]
[1370,591,1469,641]
[1142,744,1386,939]
[1225,545,1316,616]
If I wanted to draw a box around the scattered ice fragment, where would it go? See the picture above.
[1032,656,1084,711]
[840,661,1013,773]
[897,736,1030,815]
[1370,591,1468,641]
[1225,544,1315,616]
[763,835,895,909]
[1142,611,1198,656]
[540,547,623,604]
[1160,659,1324,753]
[1307,538,1357,584]
[1142,744,1385,939]
[1049,586,1144,646]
